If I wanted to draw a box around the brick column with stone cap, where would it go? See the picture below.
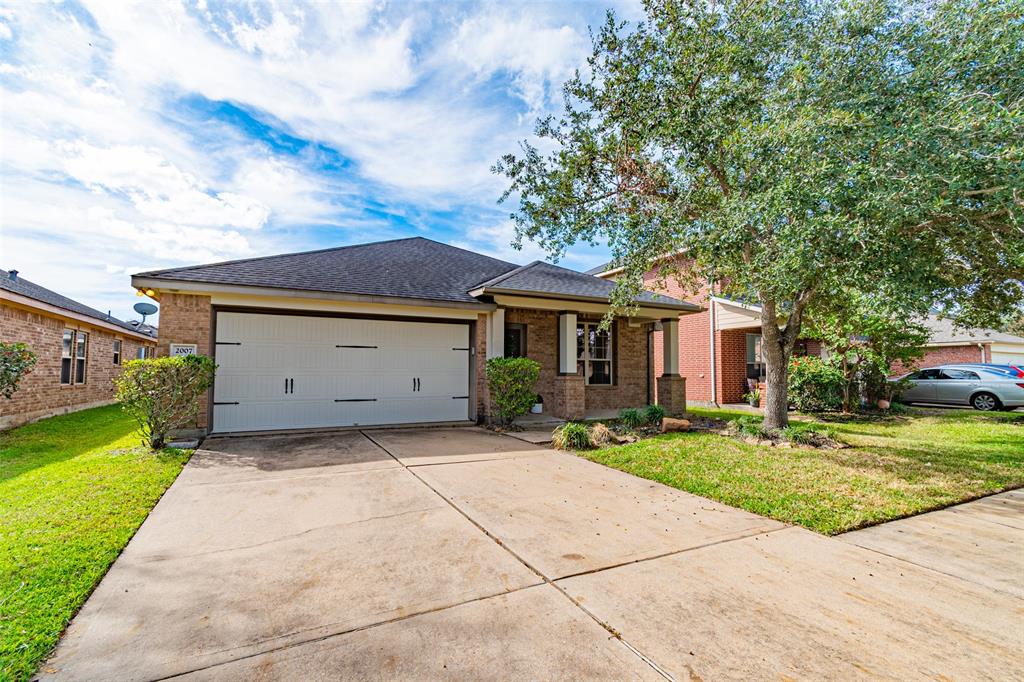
[551,374,586,420]
[657,375,687,417]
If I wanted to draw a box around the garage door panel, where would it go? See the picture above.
[212,313,471,433]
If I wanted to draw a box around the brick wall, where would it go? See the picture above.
[475,313,488,419]
[499,308,651,419]
[716,328,750,404]
[0,301,155,429]
[155,293,213,429]
[890,344,987,376]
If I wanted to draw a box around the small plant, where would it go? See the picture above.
[115,355,216,449]
[730,415,769,440]
[588,422,613,448]
[486,357,541,426]
[0,341,37,399]
[742,388,761,407]
[553,421,592,450]
[618,407,645,429]
[643,403,666,426]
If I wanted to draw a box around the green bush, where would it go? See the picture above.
[553,421,592,450]
[485,357,541,426]
[114,355,216,449]
[0,341,37,399]
[618,408,645,429]
[731,415,767,439]
[643,403,666,426]
[788,356,844,412]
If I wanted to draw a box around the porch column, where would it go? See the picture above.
[553,311,585,419]
[487,308,505,359]
[557,312,577,374]
[661,317,680,375]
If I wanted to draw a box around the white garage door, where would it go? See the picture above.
[212,312,471,433]
[992,350,1024,365]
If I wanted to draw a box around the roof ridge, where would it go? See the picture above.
[469,260,542,290]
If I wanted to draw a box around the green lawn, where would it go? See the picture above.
[0,405,190,682]
[581,407,1023,535]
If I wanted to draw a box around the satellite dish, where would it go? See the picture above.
[133,302,158,324]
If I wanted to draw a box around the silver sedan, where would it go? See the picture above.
[896,364,1024,411]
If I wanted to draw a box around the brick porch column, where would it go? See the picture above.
[551,374,586,420]
[657,375,687,416]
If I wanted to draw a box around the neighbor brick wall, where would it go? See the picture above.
[716,328,750,405]
[155,293,213,429]
[0,301,154,429]
[890,344,987,376]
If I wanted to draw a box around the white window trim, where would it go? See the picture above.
[113,339,122,365]
[577,321,614,386]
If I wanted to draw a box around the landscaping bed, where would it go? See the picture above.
[0,405,190,682]
[576,406,1023,535]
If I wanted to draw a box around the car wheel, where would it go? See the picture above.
[971,392,1000,411]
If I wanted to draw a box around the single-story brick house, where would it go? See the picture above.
[592,255,1024,405]
[1,269,157,429]
[889,315,1024,374]
[130,237,700,436]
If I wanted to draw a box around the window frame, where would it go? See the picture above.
[576,321,614,386]
[113,339,122,365]
[74,332,88,385]
[746,333,765,381]
[503,323,528,359]
[60,330,75,385]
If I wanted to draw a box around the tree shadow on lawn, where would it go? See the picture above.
[0,405,141,484]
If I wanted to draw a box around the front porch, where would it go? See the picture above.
[478,298,693,422]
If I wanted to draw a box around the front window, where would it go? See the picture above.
[746,333,765,381]
[75,332,88,384]
[577,322,613,385]
[61,330,74,384]
[504,324,527,358]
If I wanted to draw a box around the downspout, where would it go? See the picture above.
[709,299,718,405]
[978,343,986,363]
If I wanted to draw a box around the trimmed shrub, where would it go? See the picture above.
[788,356,844,412]
[588,422,613,448]
[0,341,37,399]
[553,421,591,450]
[642,404,666,426]
[115,355,217,449]
[618,407,645,429]
[486,357,541,426]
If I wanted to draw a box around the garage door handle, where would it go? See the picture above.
[289,378,294,394]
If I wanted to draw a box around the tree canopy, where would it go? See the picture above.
[496,0,1023,427]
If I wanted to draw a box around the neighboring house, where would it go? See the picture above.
[130,237,699,436]
[590,256,824,406]
[592,255,1024,404]
[0,269,157,429]
[890,315,1024,374]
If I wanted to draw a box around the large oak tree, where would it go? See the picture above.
[496,0,1023,428]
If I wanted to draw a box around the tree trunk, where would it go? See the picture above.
[762,338,789,430]
[759,290,814,431]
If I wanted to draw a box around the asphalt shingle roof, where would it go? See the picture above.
[924,315,1024,345]
[472,261,696,308]
[135,237,695,309]
[0,269,154,336]
[135,237,520,304]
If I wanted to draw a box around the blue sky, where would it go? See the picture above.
[0,1,641,323]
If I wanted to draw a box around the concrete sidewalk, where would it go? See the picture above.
[44,429,1023,680]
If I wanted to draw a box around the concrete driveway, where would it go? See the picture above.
[45,429,1022,680]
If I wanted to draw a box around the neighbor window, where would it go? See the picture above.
[746,333,765,381]
[504,324,527,358]
[113,339,122,365]
[60,330,74,384]
[74,332,88,384]
[577,322,613,385]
